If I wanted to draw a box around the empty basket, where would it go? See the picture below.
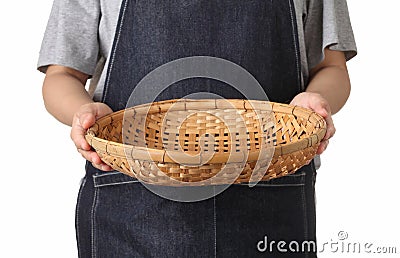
[85,99,326,186]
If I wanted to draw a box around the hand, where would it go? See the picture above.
[71,102,114,171]
[290,92,335,155]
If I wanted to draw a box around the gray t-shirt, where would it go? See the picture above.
[38,0,357,101]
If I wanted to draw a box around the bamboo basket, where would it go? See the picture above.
[85,99,326,186]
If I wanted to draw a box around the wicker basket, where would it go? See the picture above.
[85,99,326,186]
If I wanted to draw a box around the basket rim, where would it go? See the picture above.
[85,99,326,165]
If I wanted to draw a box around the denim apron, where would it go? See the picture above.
[76,0,318,257]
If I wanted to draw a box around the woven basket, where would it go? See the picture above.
[86,99,326,186]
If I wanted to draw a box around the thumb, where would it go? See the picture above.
[312,104,329,118]
[80,112,96,130]
[94,103,114,119]
[304,97,329,120]
[78,103,112,130]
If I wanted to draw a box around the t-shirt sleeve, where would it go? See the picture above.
[37,0,101,76]
[304,0,357,70]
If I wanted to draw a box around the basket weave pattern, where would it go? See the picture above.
[86,99,326,186]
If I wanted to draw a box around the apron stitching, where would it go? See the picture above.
[102,0,129,103]
[213,189,217,258]
[91,187,99,258]
[238,183,305,187]
[76,177,87,258]
[301,178,309,258]
[288,0,303,92]
[95,180,141,188]
[93,172,123,178]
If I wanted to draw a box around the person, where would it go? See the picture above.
[38,0,356,257]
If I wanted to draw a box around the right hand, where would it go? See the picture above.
[71,102,114,171]
[290,92,335,155]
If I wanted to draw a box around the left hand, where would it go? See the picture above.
[290,92,335,155]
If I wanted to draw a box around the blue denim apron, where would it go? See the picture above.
[76,0,317,257]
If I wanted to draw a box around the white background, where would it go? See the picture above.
[0,1,399,257]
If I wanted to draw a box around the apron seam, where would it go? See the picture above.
[288,0,303,92]
[301,178,309,258]
[102,0,129,103]
[91,186,99,258]
[93,172,123,178]
[239,183,305,187]
[95,181,141,188]
[76,177,87,258]
[213,188,217,258]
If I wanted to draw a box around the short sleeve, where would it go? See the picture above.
[304,0,357,70]
[37,0,101,76]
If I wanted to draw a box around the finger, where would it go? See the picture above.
[316,139,329,155]
[71,109,97,150]
[82,103,113,124]
[72,104,114,154]
[309,99,334,140]
[309,97,329,118]
[77,149,113,171]
[71,120,91,150]
[91,162,114,172]
[79,112,96,130]
[78,149,102,164]
[323,114,336,140]
[312,105,328,118]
